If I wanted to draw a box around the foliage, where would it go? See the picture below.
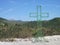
[0,17,60,38]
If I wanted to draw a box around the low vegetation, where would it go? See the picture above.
[0,17,60,39]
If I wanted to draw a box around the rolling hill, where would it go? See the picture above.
[0,17,60,38]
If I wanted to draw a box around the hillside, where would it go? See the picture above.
[0,17,60,38]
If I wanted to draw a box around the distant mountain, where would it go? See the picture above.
[0,17,7,21]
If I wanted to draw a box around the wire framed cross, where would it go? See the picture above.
[29,5,49,37]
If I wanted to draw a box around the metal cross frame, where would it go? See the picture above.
[29,5,49,37]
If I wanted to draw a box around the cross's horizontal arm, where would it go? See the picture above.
[29,12,37,17]
[40,13,49,18]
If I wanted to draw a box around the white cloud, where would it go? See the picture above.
[8,8,13,11]
[4,8,13,13]
[10,1,15,3]
[0,8,13,14]
[0,8,2,10]
[42,4,60,7]
[7,0,15,4]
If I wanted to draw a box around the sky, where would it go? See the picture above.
[0,0,60,21]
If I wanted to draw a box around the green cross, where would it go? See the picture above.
[29,5,49,37]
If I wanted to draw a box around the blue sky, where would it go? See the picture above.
[0,0,60,21]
